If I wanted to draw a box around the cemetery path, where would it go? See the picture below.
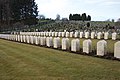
[0,39,120,80]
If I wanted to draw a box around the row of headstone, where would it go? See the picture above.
[0,34,120,59]
[20,32,118,40]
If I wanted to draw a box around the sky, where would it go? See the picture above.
[35,0,120,21]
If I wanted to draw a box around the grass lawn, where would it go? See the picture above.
[0,39,120,80]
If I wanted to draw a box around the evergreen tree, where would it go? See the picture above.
[82,13,87,21]
[14,0,38,25]
[69,13,91,21]
[0,0,38,25]
[69,14,72,20]
[87,15,91,21]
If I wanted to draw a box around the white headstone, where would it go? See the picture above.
[65,32,70,38]
[112,32,117,40]
[5,34,9,40]
[38,36,41,45]
[62,32,65,37]
[85,32,89,38]
[104,32,109,39]
[20,35,23,42]
[10,35,12,40]
[30,36,34,44]
[41,32,44,36]
[23,35,26,43]
[0,34,3,39]
[83,39,92,54]
[14,35,16,41]
[114,41,120,59]
[13,35,16,41]
[58,32,62,37]
[70,32,74,38]
[43,32,46,36]
[9,35,11,40]
[74,32,79,38]
[35,36,39,45]
[53,37,60,48]
[10,35,13,41]
[40,37,46,46]
[48,32,52,37]
[10,35,13,40]
[39,32,40,36]
[46,37,53,47]
[36,32,39,36]
[52,32,55,37]
[46,32,49,37]
[34,32,37,36]
[26,35,30,43]
[55,32,58,37]
[97,32,102,39]
[97,40,107,56]
[15,35,18,41]
[17,35,20,42]
[91,32,95,39]
[62,38,70,50]
[71,39,80,52]
[7,35,9,40]
[80,32,83,38]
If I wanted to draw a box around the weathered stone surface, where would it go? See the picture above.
[83,39,92,54]
[46,37,53,47]
[91,32,95,39]
[71,39,80,52]
[112,32,117,40]
[52,32,55,37]
[43,32,46,36]
[17,35,20,42]
[20,35,23,42]
[104,32,109,39]
[97,32,102,39]
[62,38,70,50]
[80,32,83,38]
[65,32,70,38]
[70,32,74,38]
[35,36,39,45]
[26,35,30,43]
[15,35,18,41]
[55,32,58,37]
[74,32,79,38]
[48,32,52,37]
[40,32,44,36]
[23,35,26,43]
[40,37,46,46]
[85,32,89,38]
[114,41,120,59]
[97,40,107,56]
[58,32,62,37]
[45,32,49,36]
[30,36,35,44]
[53,37,60,48]
[62,32,65,37]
